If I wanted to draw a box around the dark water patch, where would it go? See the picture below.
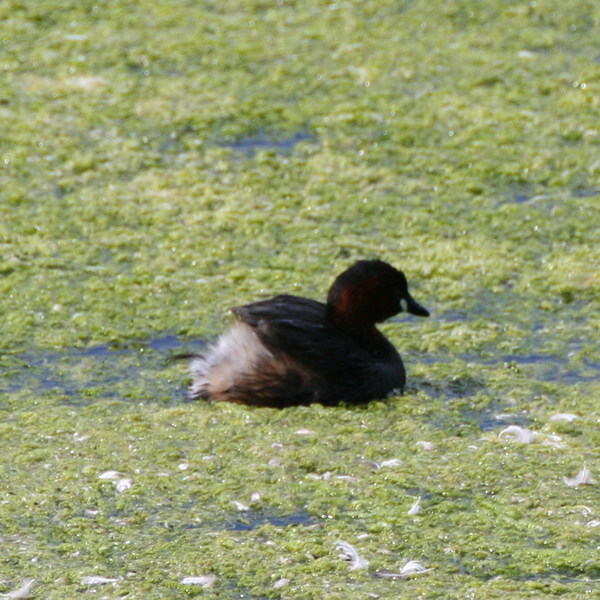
[446,374,487,397]
[411,354,489,399]
[152,126,316,160]
[228,509,318,532]
[82,334,205,356]
[223,131,314,155]
[1,348,139,403]
[78,344,123,358]
[497,188,599,216]
[462,288,529,324]
[1,335,206,405]
[495,183,537,205]
[513,191,531,204]
[187,509,318,532]
[480,352,600,384]
[413,349,598,431]
[474,409,532,432]
[422,387,532,432]
[463,568,600,587]
[574,186,600,198]
[499,185,553,205]
[436,289,597,385]
[3,329,597,409]
[147,334,185,351]
[410,374,488,401]
[438,309,469,322]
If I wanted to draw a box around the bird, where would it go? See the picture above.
[184,259,429,407]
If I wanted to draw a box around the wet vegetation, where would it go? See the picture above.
[1,0,600,597]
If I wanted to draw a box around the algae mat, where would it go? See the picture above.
[1,0,600,598]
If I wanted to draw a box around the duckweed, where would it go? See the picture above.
[1,0,599,598]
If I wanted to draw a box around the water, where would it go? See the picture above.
[224,131,314,155]
[3,327,597,408]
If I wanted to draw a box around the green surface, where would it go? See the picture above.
[1,0,600,597]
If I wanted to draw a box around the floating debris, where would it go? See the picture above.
[375,560,433,579]
[416,441,435,451]
[273,578,290,589]
[362,458,402,470]
[80,576,119,585]
[98,470,133,493]
[588,520,600,527]
[98,470,126,480]
[549,413,579,422]
[563,465,596,488]
[1,579,35,599]
[499,425,536,443]
[379,459,402,468]
[400,560,432,576]
[336,541,370,570]
[67,76,108,90]
[64,33,87,41]
[181,575,217,588]
[307,472,359,482]
[115,478,133,493]
[408,496,422,516]
[540,434,566,449]
[498,425,564,448]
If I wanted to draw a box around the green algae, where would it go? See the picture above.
[1,0,600,598]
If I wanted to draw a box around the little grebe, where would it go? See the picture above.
[187,260,429,407]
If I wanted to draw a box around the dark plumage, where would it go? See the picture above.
[187,260,429,407]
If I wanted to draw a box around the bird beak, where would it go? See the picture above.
[401,294,430,317]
